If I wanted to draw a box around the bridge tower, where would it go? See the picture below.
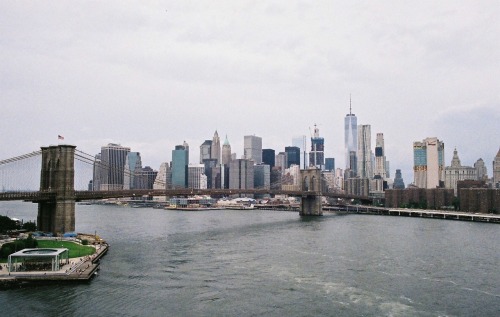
[38,145,76,234]
[300,168,323,216]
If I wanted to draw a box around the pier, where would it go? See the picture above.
[0,243,109,288]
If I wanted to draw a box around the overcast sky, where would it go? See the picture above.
[1,1,499,184]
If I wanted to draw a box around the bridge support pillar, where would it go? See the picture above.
[38,145,76,234]
[299,168,323,216]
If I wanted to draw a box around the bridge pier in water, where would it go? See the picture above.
[38,145,76,234]
[299,169,323,216]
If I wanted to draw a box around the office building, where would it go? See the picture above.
[211,130,221,164]
[153,162,172,190]
[123,152,142,190]
[285,146,301,168]
[254,164,271,190]
[275,152,287,173]
[444,148,477,195]
[199,140,212,163]
[221,135,232,165]
[357,125,372,179]
[262,149,275,168]
[374,133,386,179]
[99,143,130,190]
[474,158,488,181]
[172,142,189,188]
[493,148,500,187]
[344,98,358,171]
[244,135,262,163]
[188,164,207,189]
[92,153,102,191]
[229,159,254,190]
[309,124,324,168]
[292,135,307,169]
[325,158,335,171]
[413,137,445,189]
[135,166,158,190]
[393,169,405,189]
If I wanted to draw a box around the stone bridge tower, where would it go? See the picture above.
[300,168,323,216]
[38,145,76,234]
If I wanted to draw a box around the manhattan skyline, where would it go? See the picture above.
[1,2,499,184]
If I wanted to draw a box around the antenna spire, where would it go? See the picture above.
[349,94,352,115]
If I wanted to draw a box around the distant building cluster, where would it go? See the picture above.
[88,99,500,208]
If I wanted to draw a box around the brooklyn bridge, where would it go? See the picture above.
[0,145,374,234]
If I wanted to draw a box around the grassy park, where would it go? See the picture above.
[0,239,96,262]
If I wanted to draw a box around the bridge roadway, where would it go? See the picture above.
[0,189,374,204]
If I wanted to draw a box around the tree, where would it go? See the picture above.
[0,215,19,234]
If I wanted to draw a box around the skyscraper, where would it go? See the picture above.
[357,125,372,179]
[474,158,487,181]
[292,135,307,169]
[244,135,262,163]
[262,149,275,168]
[325,158,335,171]
[229,159,254,190]
[199,140,212,163]
[285,146,301,168]
[123,152,142,190]
[172,143,189,188]
[393,169,405,189]
[221,135,232,166]
[309,124,324,168]
[254,164,271,190]
[211,130,221,164]
[493,148,500,187]
[413,137,445,188]
[374,133,386,179]
[444,148,477,194]
[99,143,131,190]
[344,97,358,171]
[188,164,207,189]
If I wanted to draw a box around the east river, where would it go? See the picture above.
[1,201,499,316]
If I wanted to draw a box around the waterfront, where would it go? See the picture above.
[1,201,499,316]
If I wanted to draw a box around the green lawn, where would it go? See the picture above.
[36,240,96,258]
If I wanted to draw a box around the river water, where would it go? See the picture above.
[1,201,499,316]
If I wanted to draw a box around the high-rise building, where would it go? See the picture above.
[374,133,386,179]
[325,158,335,171]
[172,143,189,188]
[199,140,212,163]
[413,137,445,188]
[262,149,275,168]
[344,97,357,171]
[444,148,477,195]
[292,135,307,169]
[135,166,158,190]
[221,135,232,166]
[393,169,405,189]
[211,130,221,164]
[285,146,301,168]
[309,124,324,168]
[275,152,287,173]
[123,152,142,190]
[493,148,500,187]
[357,125,372,179]
[99,143,131,190]
[92,153,102,191]
[188,164,207,189]
[474,158,488,181]
[153,162,172,190]
[229,159,254,190]
[254,164,271,190]
[244,135,262,163]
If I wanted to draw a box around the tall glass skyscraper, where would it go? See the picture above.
[123,152,142,190]
[285,146,301,168]
[172,143,189,188]
[344,98,357,172]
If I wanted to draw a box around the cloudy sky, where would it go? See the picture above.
[1,1,499,184]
